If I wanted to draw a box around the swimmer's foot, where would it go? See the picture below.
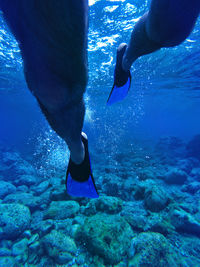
[66,133,99,198]
[107,43,131,105]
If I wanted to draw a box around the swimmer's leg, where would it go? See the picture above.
[122,0,200,71]
[1,0,99,197]
[108,0,200,104]
[37,95,85,164]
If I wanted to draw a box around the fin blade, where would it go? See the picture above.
[107,76,131,105]
[66,173,99,198]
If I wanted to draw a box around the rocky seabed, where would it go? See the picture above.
[0,135,200,266]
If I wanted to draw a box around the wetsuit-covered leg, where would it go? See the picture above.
[0,0,99,198]
[123,0,200,71]
[108,0,200,104]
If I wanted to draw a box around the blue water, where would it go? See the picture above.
[0,1,200,161]
[0,1,200,266]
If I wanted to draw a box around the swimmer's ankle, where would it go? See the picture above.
[122,45,137,71]
[69,139,85,164]
[122,55,130,72]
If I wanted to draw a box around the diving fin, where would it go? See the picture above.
[107,43,131,105]
[66,133,99,198]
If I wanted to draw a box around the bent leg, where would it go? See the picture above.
[123,0,200,71]
[1,0,89,163]
[37,95,86,164]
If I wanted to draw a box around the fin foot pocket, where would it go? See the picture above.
[66,133,99,198]
[107,43,132,105]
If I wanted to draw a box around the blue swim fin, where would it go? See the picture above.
[107,43,131,105]
[66,133,99,198]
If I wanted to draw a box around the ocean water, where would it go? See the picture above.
[0,0,200,266]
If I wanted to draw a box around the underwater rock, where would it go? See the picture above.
[0,248,11,257]
[75,214,133,264]
[42,230,77,264]
[186,135,200,160]
[122,209,147,232]
[32,180,50,195]
[0,256,16,266]
[164,168,188,185]
[44,200,80,220]
[0,181,16,199]
[0,240,12,249]
[155,136,184,151]
[144,186,169,212]
[30,214,54,237]
[76,253,87,265]
[14,174,38,186]
[95,196,123,214]
[5,160,36,180]
[34,220,54,237]
[28,241,42,265]
[102,174,122,197]
[28,233,39,246]
[123,178,136,192]
[83,196,122,215]
[129,232,180,266]
[144,212,174,236]
[51,185,67,201]
[137,169,155,181]
[3,192,43,212]
[0,204,31,240]
[182,182,200,194]
[2,152,22,166]
[81,199,97,216]
[12,238,29,264]
[131,157,149,168]
[0,249,11,258]
[39,190,52,210]
[170,208,200,236]
[190,168,200,181]
[17,185,29,193]
[147,219,173,236]
[177,159,194,174]
[134,184,146,200]
[54,219,73,237]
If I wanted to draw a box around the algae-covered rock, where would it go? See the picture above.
[137,169,155,181]
[144,186,169,212]
[14,174,37,186]
[177,159,194,174]
[155,136,184,152]
[0,204,31,240]
[95,196,123,214]
[0,181,16,199]
[134,184,146,200]
[3,192,43,212]
[0,256,16,267]
[44,200,80,219]
[51,184,67,201]
[182,182,200,194]
[129,232,180,266]
[102,176,121,197]
[83,196,122,215]
[75,214,133,264]
[0,248,11,256]
[186,135,200,160]
[170,208,200,236]
[42,230,77,264]
[33,180,50,195]
[12,238,29,264]
[164,168,188,185]
[121,201,147,232]
[190,168,200,180]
